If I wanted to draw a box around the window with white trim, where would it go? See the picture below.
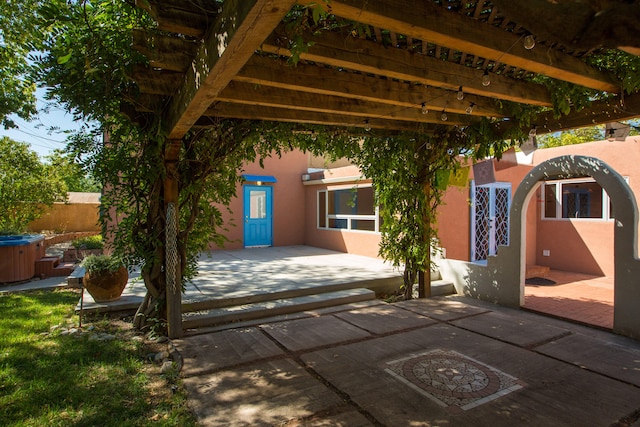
[542,178,620,220]
[317,186,380,232]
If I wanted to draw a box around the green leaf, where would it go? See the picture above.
[57,51,73,64]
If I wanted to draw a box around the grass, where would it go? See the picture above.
[0,289,198,427]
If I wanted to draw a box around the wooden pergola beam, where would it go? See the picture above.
[302,0,620,92]
[162,0,296,140]
[262,28,553,107]
[236,56,503,117]
[203,102,443,132]
[495,93,640,136]
[218,81,474,125]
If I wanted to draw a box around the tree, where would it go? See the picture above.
[0,0,41,128]
[537,126,605,148]
[45,149,101,192]
[537,122,640,148]
[33,0,298,333]
[0,137,67,233]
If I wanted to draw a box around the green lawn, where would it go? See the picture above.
[0,289,198,427]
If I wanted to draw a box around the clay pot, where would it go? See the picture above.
[83,265,128,302]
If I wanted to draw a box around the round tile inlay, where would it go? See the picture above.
[384,349,524,412]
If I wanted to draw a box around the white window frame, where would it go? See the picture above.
[317,185,380,233]
[541,177,626,221]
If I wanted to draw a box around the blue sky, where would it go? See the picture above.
[0,89,86,159]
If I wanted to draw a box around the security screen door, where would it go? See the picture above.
[471,183,511,262]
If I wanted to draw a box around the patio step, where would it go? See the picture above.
[181,277,399,313]
[526,264,550,279]
[182,288,375,330]
[431,279,456,296]
[67,266,85,288]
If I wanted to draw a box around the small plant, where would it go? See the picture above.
[81,254,122,275]
[0,228,23,236]
[72,234,104,250]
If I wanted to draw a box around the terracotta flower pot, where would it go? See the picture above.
[83,265,128,302]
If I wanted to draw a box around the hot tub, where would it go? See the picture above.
[0,235,45,283]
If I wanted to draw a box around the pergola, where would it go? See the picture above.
[126,0,640,337]
[128,0,640,140]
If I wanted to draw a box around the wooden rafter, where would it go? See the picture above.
[202,102,439,132]
[301,0,620,92]
[495,93,640,136]
[235,56,502,117]
[262,27,552,106]
[162,0,296,140]
[217,81,474,126]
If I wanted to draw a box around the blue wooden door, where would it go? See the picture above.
[243,185,273,247]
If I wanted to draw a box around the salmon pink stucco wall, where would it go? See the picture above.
[213,150,309,250]
[303,167,383,259]
[530,137,640,276]
[436,160,537,265]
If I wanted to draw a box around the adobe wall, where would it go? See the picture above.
[437,161,536,265]
[438,155,640,339]
[213,150,309,250]
[531,138,640,276]
[28,203,100,233]
[303,170,382,258]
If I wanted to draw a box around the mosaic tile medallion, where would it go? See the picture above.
[385,349,524,413]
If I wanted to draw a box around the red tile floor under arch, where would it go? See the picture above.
[523,270,614,329]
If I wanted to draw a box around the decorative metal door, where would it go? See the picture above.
[243,185,273,247]
[471,182,511,262]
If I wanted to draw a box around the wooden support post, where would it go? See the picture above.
[165,139,183,339]
[419,182,432,298]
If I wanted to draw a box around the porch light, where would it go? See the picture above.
[457,86,465,101]
[524,35,536,50]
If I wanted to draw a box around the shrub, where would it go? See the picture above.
[72,235,103,250]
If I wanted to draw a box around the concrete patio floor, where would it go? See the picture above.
[1,246,637,425]
[174,295,640,426]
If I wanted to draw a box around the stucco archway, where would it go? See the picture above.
[490,155,640,338]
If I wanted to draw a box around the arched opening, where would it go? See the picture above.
[503,155,640,338]
[521,174,615,329]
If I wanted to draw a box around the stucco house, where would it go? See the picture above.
[219,136,640,278]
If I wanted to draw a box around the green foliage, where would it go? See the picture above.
[0,0,40,128]
[340,127,496,298]
[72,234,103,250]
[44,149,101,192]
[0,290,198,426]
[588,49,640,94]
[537,126,605,148]
[33,0,152,123]
[81,254,122,275]
[0,137,67,232]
